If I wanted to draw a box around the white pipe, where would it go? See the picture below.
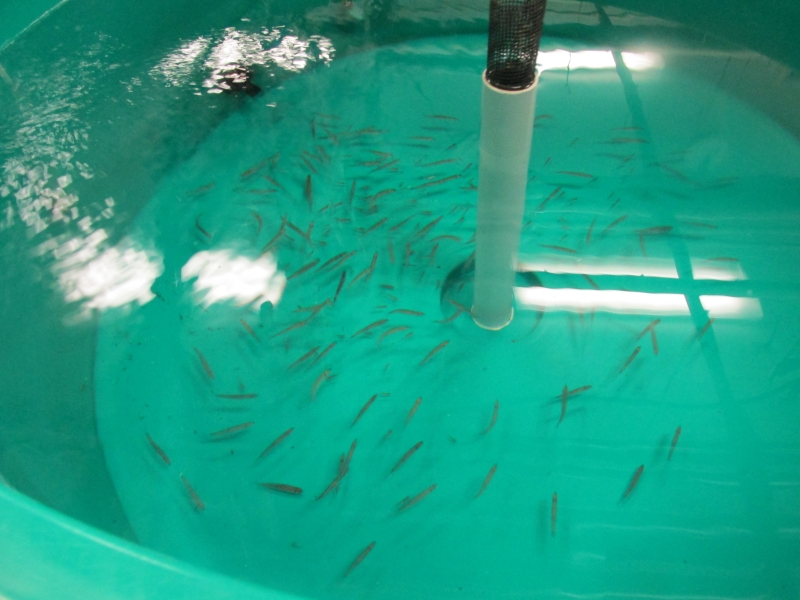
[472,70,538,330]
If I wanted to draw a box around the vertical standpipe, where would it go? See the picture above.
[472,0,546,330]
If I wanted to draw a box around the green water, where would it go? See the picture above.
[2,0,800,599]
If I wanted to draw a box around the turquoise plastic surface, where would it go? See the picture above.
[1,0,800,599]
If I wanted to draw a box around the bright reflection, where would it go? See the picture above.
[56,236,163,317]
[518,256,746,281]
[515,288,762,319]
[151,37,211,87]
[537,50,664,72]
[181,250,286,308]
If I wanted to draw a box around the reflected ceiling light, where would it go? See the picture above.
[517,256,745,281]
[515,287,762,319]
[537,50,664,72]
[181,250,286,309]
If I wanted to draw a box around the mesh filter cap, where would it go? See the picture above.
[486,0,547,91]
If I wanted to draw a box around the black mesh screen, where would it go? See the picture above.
[486,0,547,91]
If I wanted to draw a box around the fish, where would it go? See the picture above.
[352,319,388,338]
[257,427,294,460]
[215,393,258,400]
[271,316,313,339]
[288,347,320,370]
[430,243,439,265]
[361,217,387,235]
[286,220,313,244]
[420,340,449,366]
[681,220,717,229]
[558,385,568,426]
[390,216,413,232]
[344,541,376,578]
[146,433,171,466]
[259,483,303,495]
[244,188,278,195]
[241,159,269,179]
[181,475,205,511]
[348,180,357,204]
[484,400,499,434]
[637,319,661,339]
[585,217,597,243]
[404,242,413,267]
[412,175,460,190]
[301,156,318,175]
[651,328,659,355]
[311,369,332,401]
[195,217,212,240]
[333,271,347,304]
[193,348,214,379]
[260,220,286,255]
[188,182,215,196]
[295,299,331,315]
[536,114,553,120]
[555,170,595,179]
[600,215,628,236]
[320,250,357,272]
[397,484,437,512]
[287,259,320,280]
[668,426,681,461]
[406,397,422,425]
[622,464,644,499]
[317,252,348,272]
[582,274,600,290]
[619,346,641,374]
[539,244,576,254]
[551,492,558,536]
[415,216,443,239]
[538,187,561,211]
[237,318,259,341]
[263,175,284,191]
[378,326,409,346]
[426,114,458,121]
[430,235,461,243]
[305,175,313,209]
[312,342,336,366]
[698,318,715,339]
[251,212,263,236]
[637,225,672,236]
[349,252,379,288]
[210,421,254,438]
[391,441,423,473]
[605,137,648,144]
[420,159,459,167]
[311,118,316,138]
[352,394,378,427]
[387,238,395,264]
[372,159,399,172]
[390,309,424,316]
[476,464,497,498]
[567,385,591,397]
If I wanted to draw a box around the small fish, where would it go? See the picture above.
[352,394,378,427]
[681,220,717,229]
[536,114,553,120]
[637,225,673,236]
[344,541,376,578]
[372,159,399,172]
[317,251,348,272]
[555,170,595,179]
[398,484,437,512]
[288,347,320,370]
[567,385,591,397]
[387,238,395,264]
[215,393,258,400]
[476,464,497,498]
[251,212,263,236]
[538,187,561,211]
[210,421,254,438]
[271,316,313,338]
[391,441,423,473]
[420,159,459,167]
[259,482,303,495]
[637,319,661,339]
[238,319,258,344]
[539,244,577,254]
[311,369,332,401]
[406,397,422,425]
[352,319,388,338]
[287,259,320,280]
[378,326,409,346]
[146,433,171,465]
[390,309,424,316]
[484,400,499,434]
[263,175,284,191]
[311,118,316,138]
[551,492,558,536]
[301,156,318,175]
[585,217,597,243]
[333,271,347,304]
[410,136,435,141]
[582,274,600,290]
[361,217,387,235]
[668,426,681,461]
[349,180,357,204]
[305,175,313,209]
[188,182,215,196]
[312,342,337,366]
[430,235,461,243]
[404,242,413,267]
[412,175,460,190]
[558,385,568,426]
[257,427,294,460]
[195,217,212,240]
[429,243,439,266]
[286,220,312,244]
[601,215,628,236]
[194,348,214,379]
[619,346,641,374]
[651,328,659,355]
[622,464,644,499]
[698,318,715,340]
[420,340,449,366]
[606,137,648,144]
[260,220,286,255]
[416,216,443,239]
[426,114,458,121]
[181,475,205,511]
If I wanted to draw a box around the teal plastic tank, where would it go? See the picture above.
[1,0,799,598]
